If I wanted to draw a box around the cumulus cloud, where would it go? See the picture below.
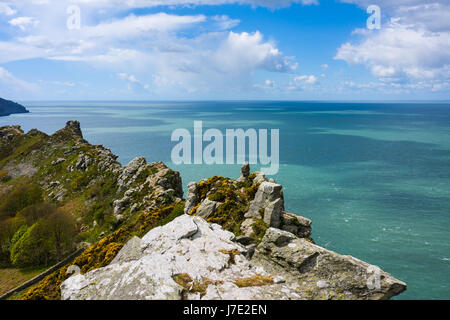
[335,0,450,92]
[9,16,39,30]
[0,3,17,16]
[216,31,298,73]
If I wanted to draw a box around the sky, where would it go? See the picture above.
[0,0,449,101]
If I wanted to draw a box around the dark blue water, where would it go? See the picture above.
[1,101,449,299]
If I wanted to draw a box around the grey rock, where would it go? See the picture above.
[245,182,284,229]
[240,218,257,237]
[66,121,83,138]
[281,212,312,238]
[61,216,407,301]
[251,228,407,300]
[111,236,143,265]
[196,198,221,219]
[241,162,250,179]
[263,198,283,228]
[51,158,66,166]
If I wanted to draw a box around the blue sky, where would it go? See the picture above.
[0,0,449,100]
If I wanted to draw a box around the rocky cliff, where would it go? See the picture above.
[61,162,407,300]
[0,121,406,300]
[0,98,29,117]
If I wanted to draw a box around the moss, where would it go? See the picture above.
[218,249,240,264]
[208,190,226,202]
[234,274,274,288]
[173,273,224,297]
[251,219,269,242]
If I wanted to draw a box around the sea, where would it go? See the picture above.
[1,101,449,300]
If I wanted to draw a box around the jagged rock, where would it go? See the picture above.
[65,121,83,138]
[111,236,143,265]
[263,198,283,228]
[251,228,407,300]
[51,158,66,166]
[241,162,250,178]
[252,171,267,185]
[61,216,406,300]
[75,154,92,172]
[245,182,284,228]
[184,182,198,214]
[196,198,221,219]
[237,162,251,182]
[117,157,147,192]
[49,181,60,188]
[113,196,131,216]
[240,218,257,237]
[281,212,312,238]
[61,215,294,300]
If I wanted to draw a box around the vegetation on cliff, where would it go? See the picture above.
[0,121,184,298]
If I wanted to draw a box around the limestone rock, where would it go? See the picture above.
[251,228,407,300]
[65,121,83,138]
[281,212,312,238]
[196,198,221,219]
[245,182,284,228]
[61,216,406,300]
[184,182,198,214]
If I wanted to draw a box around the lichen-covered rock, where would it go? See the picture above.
[245,182,284,228]
[281,212,312,238]
[251,228,407,300]
[184,182,199,214]
[196,198,221,219]
[60,215,406,300]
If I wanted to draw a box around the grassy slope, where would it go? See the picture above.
[0,266,49,296]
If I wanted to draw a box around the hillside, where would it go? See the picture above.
[0,121,407,300]
[0,98,29,117]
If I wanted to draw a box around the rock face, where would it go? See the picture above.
[61,215,406,300]
[245,181,284,228]
[0,98,29,117]
[251,228,407,300]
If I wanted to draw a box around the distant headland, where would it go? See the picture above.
[0,98,29,117]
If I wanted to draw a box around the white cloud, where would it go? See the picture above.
[215,31,298,73]
[0,1,301,97]
[0,3,17,16]
[9,16,39,30]
[85,13,206,39]
[212,15,240,30]
[335,20,450,80]
[294,75,317,84]
[117,72,151,93]
[335,0,450,92]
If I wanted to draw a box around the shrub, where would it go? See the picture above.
[0,182,43,220]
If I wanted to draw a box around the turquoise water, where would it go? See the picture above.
[1,101,449,300]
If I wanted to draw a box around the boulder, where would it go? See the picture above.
[184,182,198,214]
[196,198,221,219]
[245,182,284,228]
[251,228,407,300]
[281,212,312,238]
[61,216,407,300]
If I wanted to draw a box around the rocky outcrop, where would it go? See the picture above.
[251,228,406,300]
[61,215,406,300]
